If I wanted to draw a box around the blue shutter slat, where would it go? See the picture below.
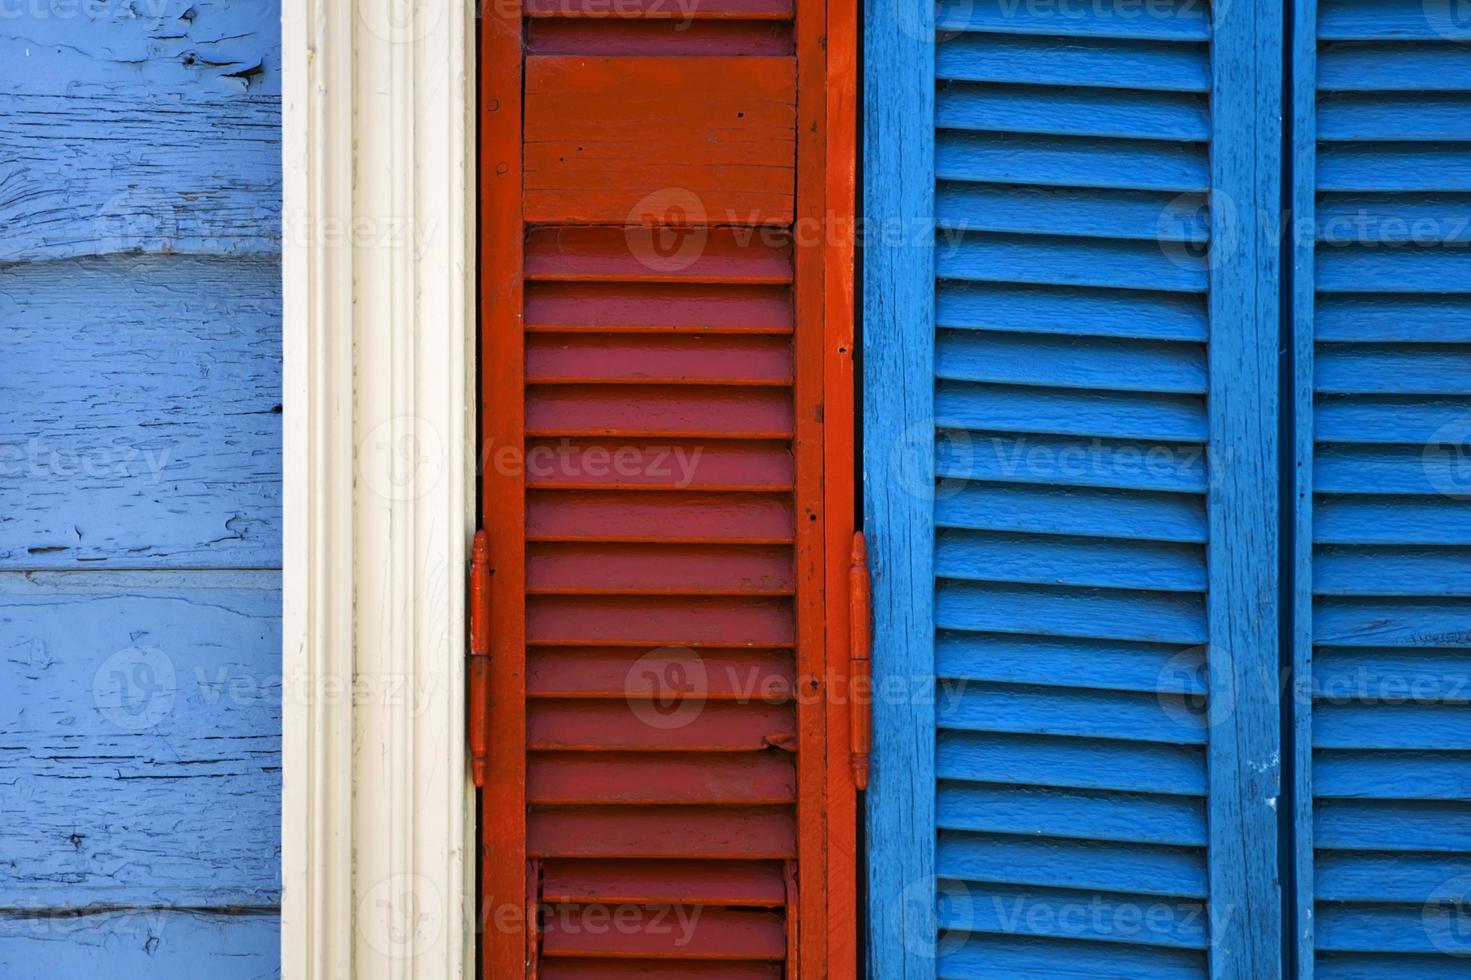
[936,0,1212,41]
[1316,294,1471,342]
[936,533,1207,592]
[938,730,1209,796]
[936,84,1212,140]
[936,131,1210,191]
[937,34,1212,92]
[937,184,1210,242]
[940,934,1208,980]
[938,282,1209,339]
[936,382,1210,442]
[1319,43,1471,91]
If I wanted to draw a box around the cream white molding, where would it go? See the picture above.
[281,0,475,975]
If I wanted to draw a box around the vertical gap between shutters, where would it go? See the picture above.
[1279,3,1299,978]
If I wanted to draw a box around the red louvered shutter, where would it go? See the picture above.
[477,0,855,974]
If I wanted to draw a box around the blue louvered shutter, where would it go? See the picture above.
[1294,2,1471,975]
[866,2,1283,978]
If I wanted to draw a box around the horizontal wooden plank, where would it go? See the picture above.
[1314,700,1471,749]
[937,882,1208,949]
[0,570,279,907]
[1316,194,1471,245]
[527,19,796,56]
[1315,293,1471,342]
[936,33,1209,91]
[936,132,1209,193]
[541,905,785,960]
[1316,498,1471,546]
[525,282,793,333]
[1314,547,1471,596]
[935,481,1208,544]
[1317,344,1471,393]
[939,231,1207,293]
[1,257,280,569]
[527,647,794,699]
[937,679,1206,744]
[937,830,1207,899]
[1313,646,1471,699]
[524,55,795,224]
[1317,246,1471,294]
[938,183,1208,242]
[937,783,1207,847]
[527,384,794,438]
[528,542,794,594]
[935,0,1210,41]
[5,0,280,99]
[541,859,788,906]
[1315,595,1471,649]
[526,0,793,17]
[1315,446,1471,498]
[938,330,1206,393]
[1318,42,1471,92]
[1315,749,1471,801]
[1318,92,1471,141]
[527,491,795,544]
[0,910,278,979]
[1319,0,1471,41]
[529,751,794,804]
[1315,798,1471,853]
[1315,395,1471,445]
[940,932,1206,980]
[938,281,1208,341]
[526,595,795,647]
[937,382,1208,443]
[527,334,793,385]
[1316,903,1469,955]
[936,631,1207,695]
[937,83,1209,140]
[528,699,795,751]
[525,227,792,284]
[938,432,1208,494]
[1315,851,1471,903]
[529,805,796,858]
[2,96,279,261]
[938,731,1206,796]
[1318,143,1471,193]
[936,529,1206,592]
[521,439,793,493]
[541,962,781,980]
[1315,952,1471,979]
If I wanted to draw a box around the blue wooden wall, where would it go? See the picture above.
[1,2,282,975]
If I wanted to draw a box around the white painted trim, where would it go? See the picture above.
[282,0,475,975]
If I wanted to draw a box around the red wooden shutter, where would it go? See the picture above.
[478,0,855,974]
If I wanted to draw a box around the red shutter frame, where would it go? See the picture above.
[477,0,856,973]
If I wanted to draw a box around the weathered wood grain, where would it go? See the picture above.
[0,95,281,261]
[0,909,278,979]
[0,256,282,569]
[0,570,281,907]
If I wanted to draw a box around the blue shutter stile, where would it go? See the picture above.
[865,1,1283,978]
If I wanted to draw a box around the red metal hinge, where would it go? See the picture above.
[849,531,872,791]
[469,529,492,787]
